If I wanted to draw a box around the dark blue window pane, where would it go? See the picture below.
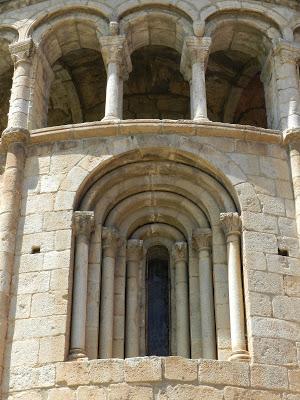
[147,257,169,356]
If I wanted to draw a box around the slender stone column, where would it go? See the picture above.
[220,212,250,361]
[193,228,216,359]
[99,22,132,121]
[69,211,94,360]
[180,36,211,121]
[0,129,29,384]
[172,242,190,358]
[99,227,119,358]
[7,39,36,130]
[125,239,143,358]
[275,42,300,244]
[262,40,300,131]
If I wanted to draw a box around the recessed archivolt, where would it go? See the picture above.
[73,148,244,214]
[105,191,207,227]
[81,161,236,219]
[104,192,207,238]
[132,223,185,242]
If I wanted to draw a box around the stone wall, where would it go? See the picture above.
[0,122,298,398]
[5,357,300,399]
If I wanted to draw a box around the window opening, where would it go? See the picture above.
[146,246,170,356]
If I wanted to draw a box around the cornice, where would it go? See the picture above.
[0,120,281,152]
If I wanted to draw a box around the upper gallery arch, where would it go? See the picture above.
[29,7,109,67]
[119,5,194,54]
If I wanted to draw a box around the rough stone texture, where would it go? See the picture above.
[0,0,299,399]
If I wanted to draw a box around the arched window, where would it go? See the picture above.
[70,154,249,362]
[205,19,274,128]
[146,245,170,356]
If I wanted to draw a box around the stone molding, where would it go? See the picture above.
[24,120,281,151]
[192,228,212,251]
[98,34,132,79]
[127,239,144,262]
[9,38,36,65]
[220,212,241,237]
[180,36,211,81]
[73,211,95,237]
[172,241,188,262]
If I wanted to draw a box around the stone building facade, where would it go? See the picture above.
[0,0,300,398]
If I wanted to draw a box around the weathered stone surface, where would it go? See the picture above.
[164,384,223,400]
[108,383,153,400]
[252,338,297,365]
[48,388,75,400]
[251,364,288,390]
[164,357,197,381]
[124,357,162,382]
[56,362,89,386]
[198,360,250,387]
[89,359,124,384]
[76,386,107,400]
[224,386,281,400]
[288,369,300,392]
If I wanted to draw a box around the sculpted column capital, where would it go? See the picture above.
[220,212,241,238]
[127,239,144,262]
[273,39,300,65]
[9,39,36,66]
[1,128,30,149]
[172,242,188,263]
[180,36,211,81]
[73,211,95,237]
[102,226,120,253]
[192,228,212,251]
[98,34,132,77]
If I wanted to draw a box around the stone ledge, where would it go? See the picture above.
[53,357,257,387]
[4,358,298,397]
[0,120,280,150]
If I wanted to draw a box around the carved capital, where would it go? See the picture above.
[102,226,119,252]
[1,127,30,149]
[127,239,144,262]
[283,127,300,144]
[220,212,241,237]
[73,211,95,237]
[180,36,211,81]
[273,39,300,65]
[9,39,36,66]
[192,228,212,251]
[99,35,132,77]
[172,242,188,262]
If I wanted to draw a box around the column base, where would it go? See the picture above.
[102,116,120,122]
[229,350,250,362]
[69,349,88,361]
[193,116,210,123]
